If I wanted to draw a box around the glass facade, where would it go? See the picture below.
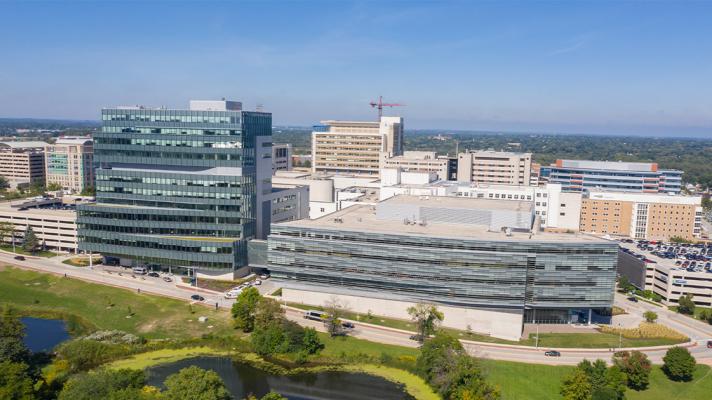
[543,166,683,194]
[268,226,618,315]
[78,107,271,272]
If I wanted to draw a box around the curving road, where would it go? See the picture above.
[3,251,711,366]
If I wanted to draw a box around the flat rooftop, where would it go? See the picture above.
[383,193,532,212]
[279,196,606,243]
[0,200,76,218]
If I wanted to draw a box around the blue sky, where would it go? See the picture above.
[1,1,711,136]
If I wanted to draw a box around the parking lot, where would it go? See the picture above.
[620,239,712,274]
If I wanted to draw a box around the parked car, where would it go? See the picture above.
[13,255,25,261]
[259,274,270,279]
[147,272,160,277]
[162,276,173,282]
[707,340,712,349]
[132,267,147,275]
[253,279,262,286]
[190,294,205,302]
[545,350,561,357]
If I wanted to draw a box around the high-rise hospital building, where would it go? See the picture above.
[311,117,404,176]
[77,100,272,279]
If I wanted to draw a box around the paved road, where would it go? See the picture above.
[3,251,711,365]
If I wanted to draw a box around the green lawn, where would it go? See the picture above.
[288,302,520,345]
[0,266,235,339]
[289,302,686,348]
[480,359,712,400]
[0,244,58,257]
[669,305,712,323]
[318,332,420,360]
[61,256,103,267]
[519,332,685,348]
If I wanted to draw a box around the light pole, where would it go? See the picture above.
[535,324,540,349]
[618,323,622,351]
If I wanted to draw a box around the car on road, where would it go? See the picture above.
[190,294,205,302]
[303,310,326,321]
[409,334,424,342]
[162,276,172,282]
[707,340,712,349]
[627,297,638,302]
[253,279,262,286]
[147,272,160,277]
[341,321,355,329]
[545,350,561,357]
[13,255,25,261]
[132,267,147,275]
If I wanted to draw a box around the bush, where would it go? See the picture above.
[643,311,658,323]
[58,369,148,400]
[56,339,131,372]
[662,347,696,381]
[677,294,696,315]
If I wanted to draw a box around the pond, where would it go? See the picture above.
[21,317,70,353]
[146,356,415,400]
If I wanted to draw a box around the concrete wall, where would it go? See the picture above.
[283,287,523,341]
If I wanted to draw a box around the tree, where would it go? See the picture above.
[21,226,38,254]
[58,369,148,400]
[604,365,627,400]
[231,287,261,332]
[0,361,36,400]
[80,186,96,197]
[577,359,608,392]
[560,369,592,400]
[407,303,444,342]
[163,366,231,400]
[0,306,30,364]
[416,333,499,400]
[301,327,323,355]
[254,298,284,330]
[0,176,9,190]
[612,351,651,390]
[46,183,63,191]
[663,346,696,382]
[323,296,346,337]
[617,276,634,293]
[643,311,658,323]
[591,387,618,400]
[677,294,696,315]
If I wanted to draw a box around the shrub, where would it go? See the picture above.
[677,294,696,315]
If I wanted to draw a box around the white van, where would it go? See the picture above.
[132,267,147,275]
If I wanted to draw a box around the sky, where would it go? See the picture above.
[0,1,711,137]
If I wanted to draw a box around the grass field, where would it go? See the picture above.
[289,302,686,348]
[0,244,58,257]
[0,266,235,339]
[481,359,712,400]
[107,347,230,370]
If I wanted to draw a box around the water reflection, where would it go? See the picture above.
[21,317,70,353]
[146,356,415,400]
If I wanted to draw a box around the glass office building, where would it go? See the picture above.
[77,101,272,275]
[542,159,682,194]
[268,196,619,337]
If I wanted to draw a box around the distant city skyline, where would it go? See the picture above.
[1,1,711,137]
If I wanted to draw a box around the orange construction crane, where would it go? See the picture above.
[369,96,405,119]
